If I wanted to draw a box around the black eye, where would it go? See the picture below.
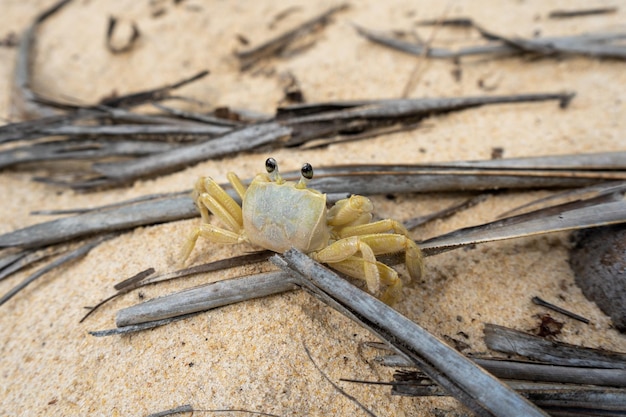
[265,157,277,173]
[301,163,313,180]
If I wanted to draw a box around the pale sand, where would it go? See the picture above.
[0,1,625,416]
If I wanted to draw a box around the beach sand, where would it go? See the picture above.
[0,1,624,415]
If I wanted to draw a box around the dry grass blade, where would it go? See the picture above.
[282,92,572,146]
[0,234,115,307]
[90,313,197,336]
[144,404,194,417]
[4,67,211,144]
[0,244,71,282]
[355,22,626,60]
[236,4,349,70]
[548,7,618,18]
[420,182,626,255]
[531,296,590,324]
[302,342,378,417]
[273,249,549,417]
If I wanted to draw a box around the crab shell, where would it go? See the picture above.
[242,174,331,253]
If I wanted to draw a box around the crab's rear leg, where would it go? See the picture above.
[311,236,381,294]
[336,218,411,239]
[330,256,403,305]
[335,218,423,282]
[358,233,424,282]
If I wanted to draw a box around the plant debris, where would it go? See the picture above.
[355,22,626,60]
[105,16,141,54]
[236,4,349,71]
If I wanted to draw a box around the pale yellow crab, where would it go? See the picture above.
[182,158,423,304]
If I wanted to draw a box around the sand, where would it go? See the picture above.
[0,1,624,416]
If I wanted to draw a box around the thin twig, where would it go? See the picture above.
[303,342,378,417]
[531,296,590,324]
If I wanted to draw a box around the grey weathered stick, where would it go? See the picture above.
[115,271,297,327]
[91,122,292,185]
[484,323,626,369]
[378,355,626,387]
[35,123,232,138]
[0,140,176,169]
[0,195,197,249]
[1,152,624,250]
[274,249,549,417]
[391,375,626,414]
[11,0,72,119]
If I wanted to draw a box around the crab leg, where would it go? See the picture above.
[358,233,424,282]
[311,236,381,294]
[181,224,243,262]
[196,194,241,232]
[183,175,247,262]
[336,219,411,238]
[328,195,373,227]
[226,172,247,200]
[330,256,403,305]
[195,177,243,231]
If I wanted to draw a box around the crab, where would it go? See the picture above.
[182,158,423,304]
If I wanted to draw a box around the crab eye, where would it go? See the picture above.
[265,157,277,173]
[301,163,313,180]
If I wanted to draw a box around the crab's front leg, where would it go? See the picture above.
[181,173,248,262]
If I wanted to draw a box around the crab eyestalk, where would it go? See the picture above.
[296,163,313,189]
[265,157,284,184]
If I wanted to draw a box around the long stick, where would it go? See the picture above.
[273,249,549,417]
